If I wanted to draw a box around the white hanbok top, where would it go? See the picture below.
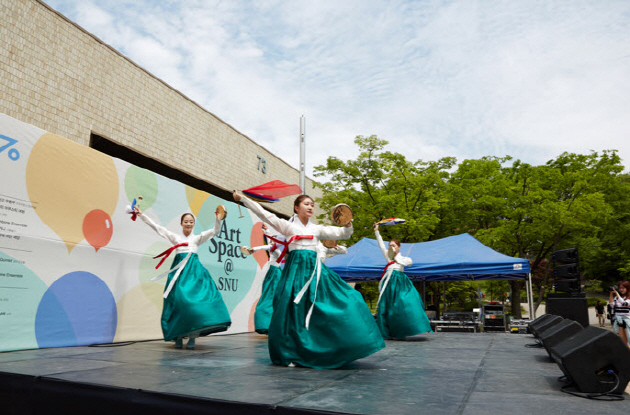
[375,230,412,304]
[139,213,221,298]
[251,243,284,267]
[316,243,348,263]
[375,230,412,271]
[241,196,352,252]
[140,213,222,254]
[241,195,352,329]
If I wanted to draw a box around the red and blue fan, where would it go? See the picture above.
[242,181,302,203]
[237,181,303,217]
[376,217,406,226]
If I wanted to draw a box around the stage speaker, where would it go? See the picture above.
[553,264,579,278]
[529,314,563,338]
[551,248,578,264]
[550,326,630,394]
[537,319,583,359]
[546,293,589,327]
[554,279,579,292]
[552,248,581,294]
[528,314,554,326]
[528,314,555,334]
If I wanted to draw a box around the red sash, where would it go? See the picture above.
[266,234,314,263]
[380,261,396,280]
[153,242,189,269]
[268,243,285,264]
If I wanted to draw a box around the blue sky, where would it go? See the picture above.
[46,0,630,175]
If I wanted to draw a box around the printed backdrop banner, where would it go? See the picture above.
[0,113,270,351]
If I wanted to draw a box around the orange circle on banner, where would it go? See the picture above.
[82,209,113,252]
[250,222,268,268]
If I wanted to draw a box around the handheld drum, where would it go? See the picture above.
[330,203,353,226]
[215,205,228,220]
[240,246,253,256]
[321,239,338,248]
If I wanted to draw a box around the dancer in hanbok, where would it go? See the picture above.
[135,207,231,349]
[374,223,432,339]
[317,241,347,264]
[244,224,286,334]
[233,191,385,368]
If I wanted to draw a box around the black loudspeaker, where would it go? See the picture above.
[554,279,580,292]
[528,313,554,327]
[552,248,578,264]
[553,265,579,278]
[550,326,630,394]
[537,319,583,359]
[529,314,563,338]
[546,293,589,327]
[552,248,581,294]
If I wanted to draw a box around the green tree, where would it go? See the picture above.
[314,136,630,319]
[313,135,454,243]
[445,151,624,316]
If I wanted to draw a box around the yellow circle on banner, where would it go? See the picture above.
[26,133,118,253]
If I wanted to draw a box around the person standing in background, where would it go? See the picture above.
[595,301,605,327]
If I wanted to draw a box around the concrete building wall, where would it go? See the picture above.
[1,0,321,216]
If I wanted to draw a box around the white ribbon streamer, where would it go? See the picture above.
[294,256,323,330]
[150,251,193,299]
[377,266,394,306]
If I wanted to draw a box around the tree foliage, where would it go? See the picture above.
[314,136,630,318]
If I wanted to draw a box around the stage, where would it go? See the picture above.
[0,332,625,414]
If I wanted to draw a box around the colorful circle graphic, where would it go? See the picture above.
[26,132,118,253]
[82,209,113,252]
[35,271,117,348]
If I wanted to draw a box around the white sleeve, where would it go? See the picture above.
[241,196,293,236]
[318,224,353,241]
[262,227,279,238]
[139,214,179,245]
[198,219,222,245]
[251,244,273,252]
[374,230,389,261]
[331,245,347,255]
[395,253,412,267]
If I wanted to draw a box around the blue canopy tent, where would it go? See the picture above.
[326,233,534,316]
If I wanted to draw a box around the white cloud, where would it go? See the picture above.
[46,0,630,174]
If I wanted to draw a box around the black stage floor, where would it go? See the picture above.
[0,332,626,414]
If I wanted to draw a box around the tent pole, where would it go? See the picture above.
[423,279,426,308]
[527,273,535,320]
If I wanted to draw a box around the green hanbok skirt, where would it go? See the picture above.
[161,253,231,341]
[254,264,282,334]
[376,270,432,339]
[268,249,385,368]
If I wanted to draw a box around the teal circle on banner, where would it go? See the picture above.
[196,195,257,314]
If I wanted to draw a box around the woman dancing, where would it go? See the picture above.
[374,223,432,339]
[234,191,385,368]
[245,224,286,334]
[317,241,347,264]
[135,206,231,349]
